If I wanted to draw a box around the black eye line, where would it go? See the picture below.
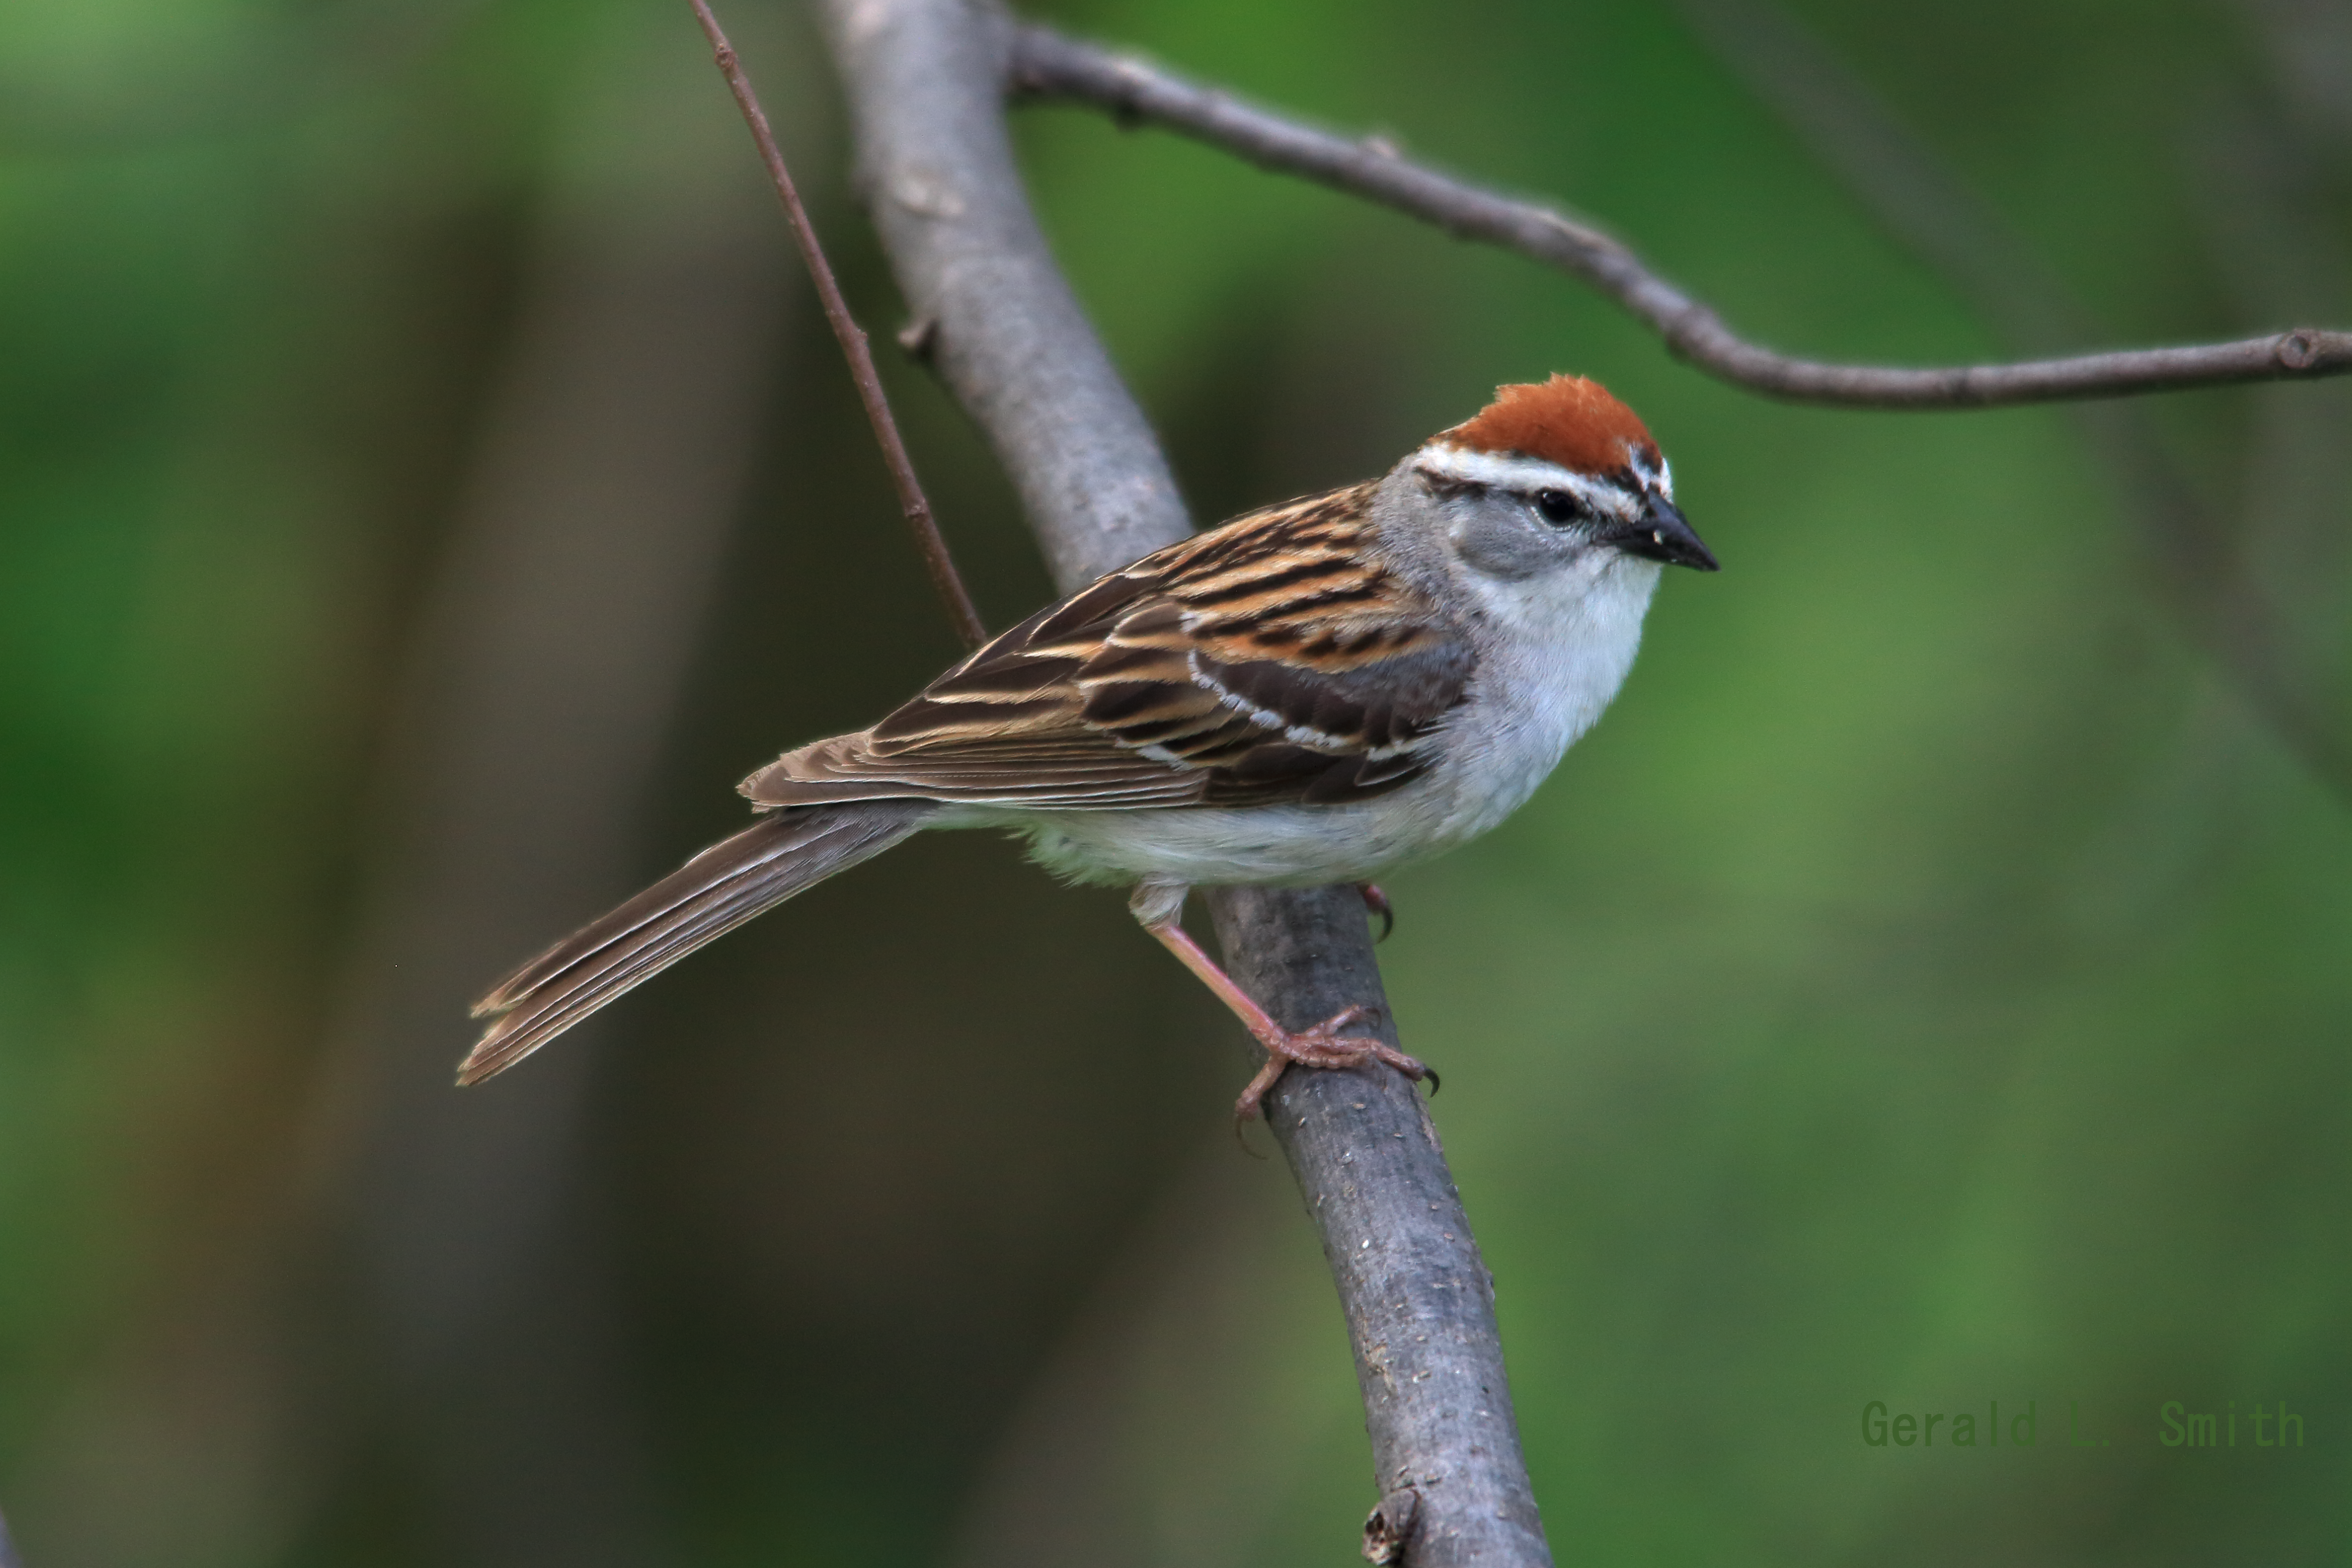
[1419,470,1490,502]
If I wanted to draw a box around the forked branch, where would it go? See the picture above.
[813,2,1546,1563]
[740,4,2352,1566]
[1008,23,2352,409]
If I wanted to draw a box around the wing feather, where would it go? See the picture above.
[739,482,1476,812]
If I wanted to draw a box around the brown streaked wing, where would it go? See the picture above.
[739,481,1475,811]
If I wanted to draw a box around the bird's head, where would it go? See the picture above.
[1399,373,1717,583]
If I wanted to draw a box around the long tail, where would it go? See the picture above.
[458,801,934,1085]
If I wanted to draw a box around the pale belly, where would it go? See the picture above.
[946,648,1610,888]
[981,779,1507,888]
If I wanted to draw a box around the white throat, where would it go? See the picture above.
[1443,550,1662,831]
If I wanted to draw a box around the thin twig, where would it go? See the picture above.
[1674,0,2352,797]
[1007,23,2352,410]
[815,2,1549,1561]
[689,0,988,648]
[0,1499,21,1568]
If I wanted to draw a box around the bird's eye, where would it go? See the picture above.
[1534,490,1583,526]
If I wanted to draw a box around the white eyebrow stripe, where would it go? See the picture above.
[1414,444,1581,491]
[1412,443,1641,519]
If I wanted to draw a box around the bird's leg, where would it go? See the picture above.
[1357,882,1394,941]
[1130,881,1429,1122]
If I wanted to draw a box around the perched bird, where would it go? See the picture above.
[462,374,1716,1117]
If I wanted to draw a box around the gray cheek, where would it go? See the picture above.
[1448,507,1567,581]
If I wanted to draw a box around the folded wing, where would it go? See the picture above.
[740,483,1476,812]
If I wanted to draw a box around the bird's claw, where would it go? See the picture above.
[1232,1005,1431,1122]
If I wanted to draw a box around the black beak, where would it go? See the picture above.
[1607,497,1719,572]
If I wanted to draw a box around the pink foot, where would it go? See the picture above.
[1131,894,1437,1128]
[1358,883,1394,941]
[1233,1004,1431,1122]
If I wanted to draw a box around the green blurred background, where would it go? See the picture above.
[2,0,2348,1563]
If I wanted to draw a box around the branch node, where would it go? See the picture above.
[1363,1488,1422,1564]
[897,315,940,361]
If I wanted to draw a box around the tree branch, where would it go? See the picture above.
[1207,888,1547,1565]
[1007,22,2352,409]
[814,2,1549,1562]
[1672,0,2352,797]
[690,0,986,648]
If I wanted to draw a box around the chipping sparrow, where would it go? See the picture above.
[463,374,1716,1117]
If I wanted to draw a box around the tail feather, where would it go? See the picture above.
[459,801,933,1085]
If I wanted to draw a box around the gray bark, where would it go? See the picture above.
[1210,888,1548,1565]
[817,3,1551,1562]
